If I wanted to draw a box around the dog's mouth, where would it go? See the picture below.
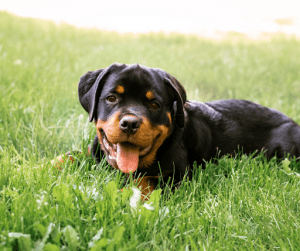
[100,130,156,173]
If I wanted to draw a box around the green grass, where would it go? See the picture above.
[1,11,300,250]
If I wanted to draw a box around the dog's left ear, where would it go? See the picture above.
[164,74,186,128]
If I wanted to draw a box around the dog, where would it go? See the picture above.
[68,63,300,199]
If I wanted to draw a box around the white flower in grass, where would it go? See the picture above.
[143,202,155,211]
[36,191,48,209]
[130,187,141,209]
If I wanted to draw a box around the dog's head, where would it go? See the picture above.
[78,63,186,173]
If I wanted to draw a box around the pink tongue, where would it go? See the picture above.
[117,142,139,173]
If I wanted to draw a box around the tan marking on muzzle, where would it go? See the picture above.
[96,111,172,169]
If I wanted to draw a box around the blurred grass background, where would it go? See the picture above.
[1,11,300,250]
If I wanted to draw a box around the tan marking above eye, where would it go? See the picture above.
[146,91,154,100]
[116,85,125,94]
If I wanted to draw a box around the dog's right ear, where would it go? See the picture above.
[78,63,127,122]
[78,69,108,122]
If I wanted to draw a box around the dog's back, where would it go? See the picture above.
[184,99,300,162]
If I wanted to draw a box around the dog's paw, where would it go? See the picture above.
[50,151,78,170]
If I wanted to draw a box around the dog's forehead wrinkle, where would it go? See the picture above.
[121,71,154,86]
[120,64,166,85]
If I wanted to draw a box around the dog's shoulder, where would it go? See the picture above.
[185,100,223,124]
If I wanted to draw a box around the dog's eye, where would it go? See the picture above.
[149,102,160,111]
[106,95,117,103]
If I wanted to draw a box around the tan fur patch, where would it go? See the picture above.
[138,123,171,167]
[167,112,172,126]
[116,85,125,94]
[146,91,154,100]
[134,177,157,201]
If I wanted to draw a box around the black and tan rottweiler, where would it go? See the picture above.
[64,63,300,198]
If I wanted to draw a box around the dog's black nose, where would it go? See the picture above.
[119,116,141,134]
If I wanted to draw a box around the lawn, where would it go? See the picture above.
[0,11,300,250]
